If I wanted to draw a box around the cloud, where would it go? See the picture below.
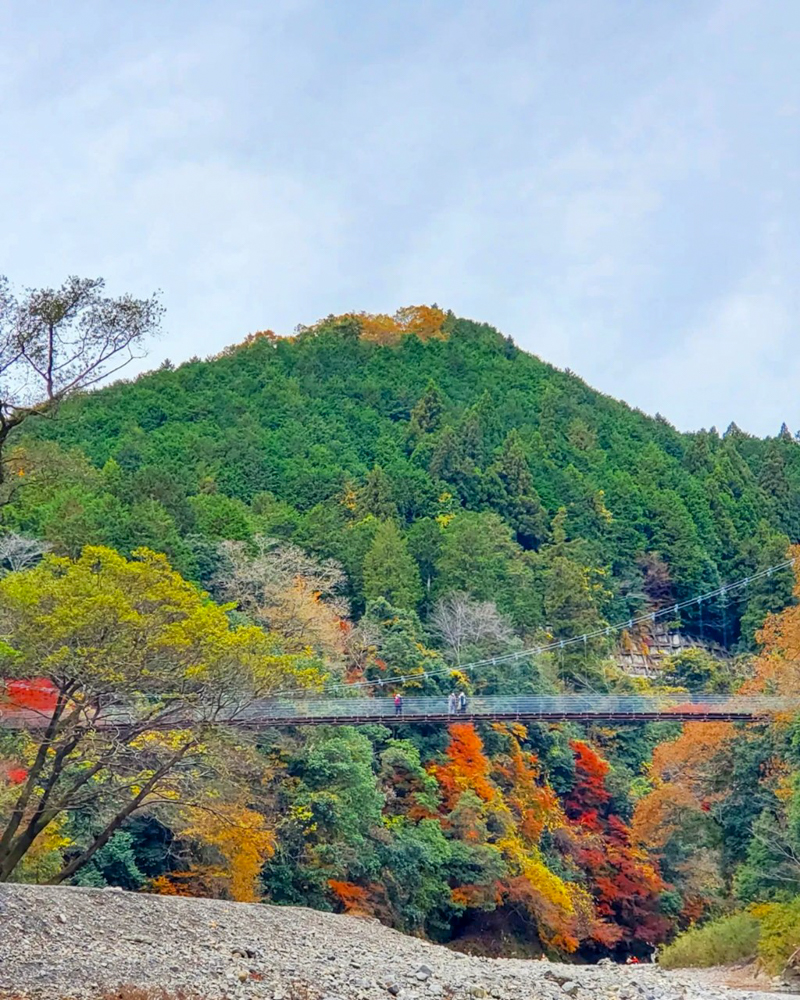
[0,0,797,436]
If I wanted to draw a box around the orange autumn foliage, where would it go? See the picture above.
[356,306,447,346]
[179,804,275,903]
[494,741,559,843]
[650,723,734,793]
[748,545,800,694]
[303,306,447,347]
[329,879,371,915]
[149,866,233,899]
[433,725,588,952]
[631,783,701,851]
[433,723,496,809]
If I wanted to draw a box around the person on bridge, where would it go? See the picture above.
[394,692,403,716]
[447,691,457,715]
[458,690,468,714]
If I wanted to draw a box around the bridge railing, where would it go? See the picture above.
[236,693,789,724]
[1,694,792,731]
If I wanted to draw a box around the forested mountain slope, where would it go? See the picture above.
[4,306,800,963]
[10,307,800,647]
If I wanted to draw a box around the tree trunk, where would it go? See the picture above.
[49,744,194,884]
[0,691,67,860]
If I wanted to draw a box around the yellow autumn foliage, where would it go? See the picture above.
[181,802,275,903]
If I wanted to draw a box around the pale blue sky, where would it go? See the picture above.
[1,1,798,435]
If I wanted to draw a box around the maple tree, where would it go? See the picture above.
[564,741,670,949]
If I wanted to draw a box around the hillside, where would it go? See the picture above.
[8,307,800,647]
[0,884,782,1000]
[3,307,800,965]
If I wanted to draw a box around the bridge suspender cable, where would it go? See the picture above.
[269,556,797,699]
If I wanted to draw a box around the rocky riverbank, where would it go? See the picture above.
[0,885,792,1000]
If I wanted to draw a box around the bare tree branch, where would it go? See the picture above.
[0,275,162,491]
[429,591,513,665]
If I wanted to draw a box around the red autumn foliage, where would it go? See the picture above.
[565,740,611,831]
[3,678,58,713]
[563,741,670,947]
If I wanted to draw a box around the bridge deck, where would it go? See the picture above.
[242,710,758,727]
[230,694,782,728]
[0,694,788,730]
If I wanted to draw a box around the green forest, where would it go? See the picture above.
[3,299,800,968]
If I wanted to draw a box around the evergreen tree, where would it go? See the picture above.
[407,380,444,445]
[357,466,398,520]
[363,521,423,610]
[484,430,550,549]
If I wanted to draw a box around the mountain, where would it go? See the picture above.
[4,306,800,961]
[8,306,799,649]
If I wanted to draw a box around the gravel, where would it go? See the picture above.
[0,884,793,1000]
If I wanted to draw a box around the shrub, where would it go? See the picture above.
[753,898,800,974]
[659,912,760,969]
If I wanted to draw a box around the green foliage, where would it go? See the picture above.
[71,831,146,890]
[363,521,423,610]
[2,310,800,955]
[659,912,760,969]
[662,648,731,693]
[4,311,794,644]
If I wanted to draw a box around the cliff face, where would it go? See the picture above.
[615,622,726,677]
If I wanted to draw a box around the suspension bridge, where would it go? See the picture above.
[221,694,789,727]
[0,694,793,731]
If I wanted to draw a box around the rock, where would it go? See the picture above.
[0,884,782,1000]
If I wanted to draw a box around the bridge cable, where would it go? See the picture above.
[268,556,797,699]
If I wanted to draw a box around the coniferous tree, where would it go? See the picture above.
[407,379,444,445]
[362,520,423,610]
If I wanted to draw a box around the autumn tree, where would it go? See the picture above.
[748,545,800,694]
[429,591,513,665]
[632,723,736,919]
[153,800,275,903]
[215,535,350,659]
[0,276,161,490]
[565,741,670,949]
[0,546,319,882]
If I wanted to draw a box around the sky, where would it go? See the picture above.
[0,0,798,436]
